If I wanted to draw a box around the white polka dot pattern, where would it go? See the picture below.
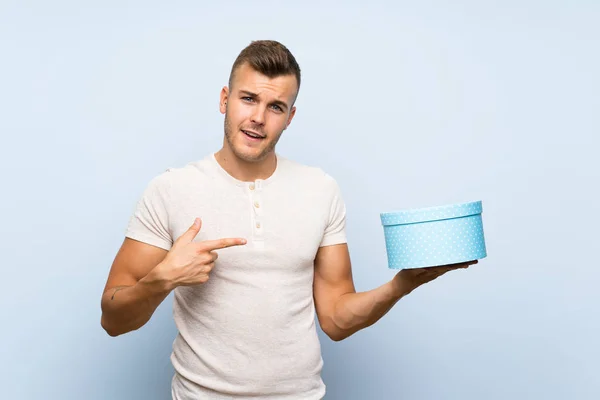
[380,201,487,269]
[380,201,483,225]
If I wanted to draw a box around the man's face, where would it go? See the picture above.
[220,63,297,163]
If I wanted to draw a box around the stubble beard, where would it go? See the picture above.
[223,110,283,163]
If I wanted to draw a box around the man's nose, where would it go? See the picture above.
[250,105,266,125]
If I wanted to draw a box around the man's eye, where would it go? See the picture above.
[271,105,282,111]
[242,97,253,102]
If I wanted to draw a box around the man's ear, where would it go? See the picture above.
[219,86,229,114]
[285,106,297,129]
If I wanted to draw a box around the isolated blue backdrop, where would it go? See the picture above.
[1,1,598,399]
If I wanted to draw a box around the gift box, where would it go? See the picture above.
[380,200,487,269]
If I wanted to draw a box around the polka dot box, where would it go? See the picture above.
[380,200,487,269]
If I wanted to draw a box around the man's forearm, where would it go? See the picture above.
[329,280,406,341]
[100,278,171,337]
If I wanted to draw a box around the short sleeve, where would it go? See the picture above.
[124,174,173,251]
[319,177,348,247]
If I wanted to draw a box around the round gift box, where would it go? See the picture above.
[380,200,487,269]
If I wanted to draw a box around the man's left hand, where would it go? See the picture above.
[392,260,479,298]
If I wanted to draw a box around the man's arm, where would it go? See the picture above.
[100,218,247,337]
[100,238,171,337]
[313,243,403,341]
[313,243,477,341]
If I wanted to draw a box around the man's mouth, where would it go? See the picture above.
[242,130,265,140]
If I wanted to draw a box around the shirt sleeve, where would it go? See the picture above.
[124,173,173,251]
[319,176,348,247]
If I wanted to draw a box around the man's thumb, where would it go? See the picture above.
[177,217,202,243]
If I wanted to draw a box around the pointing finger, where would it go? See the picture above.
[199,237,247,251]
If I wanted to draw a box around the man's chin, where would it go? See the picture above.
[232,147,269,163]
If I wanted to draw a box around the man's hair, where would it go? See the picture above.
[228,40,301,95]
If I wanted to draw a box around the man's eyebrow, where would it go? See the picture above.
[239,90,289,111]
[239,90,258,98]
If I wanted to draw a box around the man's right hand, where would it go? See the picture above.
[142,218,247,291]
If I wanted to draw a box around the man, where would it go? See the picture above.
[100,40,476,399]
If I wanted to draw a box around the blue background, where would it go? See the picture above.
[1,1,598,399]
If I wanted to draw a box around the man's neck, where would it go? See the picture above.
[214,147,277,182]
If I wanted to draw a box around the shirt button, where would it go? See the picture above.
[249,183,255,190]
[254,201,260,208]
[255,222,261,228]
